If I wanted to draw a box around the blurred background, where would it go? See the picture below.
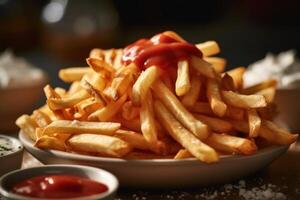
[1,0,300,87]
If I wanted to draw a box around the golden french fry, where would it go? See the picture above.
[196,41,220,57]
[175,60,191,96]
[241,79,277,95]
[140,92,160,152]
[152,80,209,140]
[47,90,90,110]
[59,67,92,83]
[35,135,66,151]
[247,109,261,138]
[190,56,216,79]
[181,74,202,107]
[221,73,236,91]
[76,97,103,117]
[132,66,161,106]
[82,73,106,92]
[255,87,276,103]
[67,134,131,157]
[259,120,298,145]
[113,116,141,132]
[205,133,257,155]
[80,80,106,105]
[103,74,131,101]
[86,57,115,78]
[226,67,245,89]
[174,149,193,159]
[222,91,267,109]
[16,115,39,141]
[194,114,232,133]
[112,49,123,69]
[104,49,115,66]
[88,94,127,121]
[121,101,140,120]
[207,78,227,117]
[154,101,218,163]
[54,87,67,97]
[68,81,83,95]
[204,57,226,73]
[31,110,52,128]
[89,48,105,59]
[43,120,120,135]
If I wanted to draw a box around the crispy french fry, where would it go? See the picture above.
[16,115,39,141]
[194,114,232,133]
[247,109,261,138]
[103,74,131,101]
[35,135,66,151]
[132,66,161,106]
[154,101,218,163]
[174,149,193,159]
[175,60,191,96]
[47,90,90,110]
[31,110,52,128]
[196,41,220,57]
[221,73,236,91]
[67,134,131,157]
[88,94,127,121]
[121,101,140,120]
[140,92,159,152]
[204,57,226,73]
[255,87,276,103]
[86,57,115,78]
[241,79,277,95]
[43,120,120,135]
[152,80,209,140]
[226,67,245,89]
[75,98,103,117]
[59,67,92,83]
[205,133,257,155]
[68,81,83,95]
[113,116,141,132]
[181,74,202,107]
[207,78,227,117]
[222,91,267,109]
[190,56,216,79]
[81,80,106,105]
[89,48,104,59]
[82,73,106,92]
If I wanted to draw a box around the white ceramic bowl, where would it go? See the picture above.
[0,135,23,176]
[19,131,289,188]
[0,165,118,200]
[0,75,47,132]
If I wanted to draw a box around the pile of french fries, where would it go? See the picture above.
[16,31,298,163]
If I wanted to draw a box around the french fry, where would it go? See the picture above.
[113,116,141,132]
[196,41,220,57]
[152,80,209,140]
[75,98,102,117]
[241,79,277,95]
[35,135,66,151]
[68,81,83,95]
[16,115,39,141]
[89,48,104,59]
[140,92,160,152]
[80,80,106,105]
[205,133,257,155]
[207,78,227,117]
[190,56,216,79]
[43,120,120,135]
[226,67,245,89]
[88,94,127,121]
[255,87,276,103]
[222,91,267,109]
[154,101,218,163]
[47,90,90,110]
[174,149,193,159]
[194,114,232,133]
[175,60,191,96]
[221,73,236,91]
[86,57,115,78]
[132,66,161,106]
[103,74,131,101]
[181,74,202,107]
[121,101,140,120]
[31,110,52,128]
[204,57,226,73]
[67,134,131,157]
[247,109,261,138]
[59,67,92,83]
[82,73,106,92]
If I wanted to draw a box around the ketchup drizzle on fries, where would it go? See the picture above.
[122,33,202,70]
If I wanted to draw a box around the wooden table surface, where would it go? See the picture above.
[21,142,300,200]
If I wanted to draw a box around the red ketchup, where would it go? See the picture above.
[122,33,202,70]
[11,175,108,199]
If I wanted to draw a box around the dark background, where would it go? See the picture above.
[1,0,300,87]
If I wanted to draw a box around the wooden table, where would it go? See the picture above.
[21,142,300,200]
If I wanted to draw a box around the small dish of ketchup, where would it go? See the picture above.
[0,165,118,200]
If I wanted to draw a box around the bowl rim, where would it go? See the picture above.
[0,164,119,200]
[0,134,23,159]
[19,130,289,165]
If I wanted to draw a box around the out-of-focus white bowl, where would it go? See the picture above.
[0,165,118,200]
[19,131,289,188]
[0,76,47,132]
[275,89,300,132]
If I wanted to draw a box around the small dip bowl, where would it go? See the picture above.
[0,165,119,200]
[0,135,23,176]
